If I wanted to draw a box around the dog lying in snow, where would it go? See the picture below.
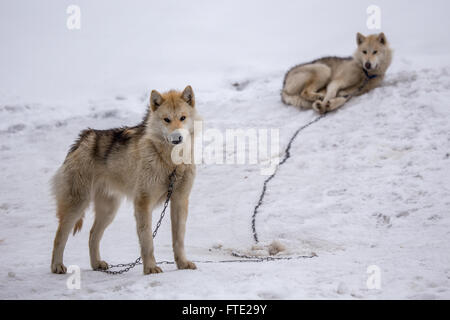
[281,33,392,113]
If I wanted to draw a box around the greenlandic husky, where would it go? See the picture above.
[281,33,392,113]
[51,86,200,275]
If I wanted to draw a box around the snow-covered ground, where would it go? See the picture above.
[1,0,450,299]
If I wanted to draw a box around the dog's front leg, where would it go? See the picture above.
[313,80,343,114]
[326,97,349,112]
[134,193,162,274]
[170,194,197,270]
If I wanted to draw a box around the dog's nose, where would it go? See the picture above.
[170,133,183,145]
[172,136,183,145]
[365,62,372,70]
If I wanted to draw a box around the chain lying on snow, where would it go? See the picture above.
[251,114,326,243]
[98,114,333,275]
[100,252,317,275]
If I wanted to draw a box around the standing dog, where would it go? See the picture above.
[281,33,392,113]
[51,86,199,275]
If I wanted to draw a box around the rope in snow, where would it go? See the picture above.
[251,114,326,243]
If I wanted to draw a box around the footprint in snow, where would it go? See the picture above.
[231,80,250,91]
[5,124,26,134]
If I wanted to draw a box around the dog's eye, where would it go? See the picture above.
[164,118,171,123]
[363,50,367,54]
[180,116,186,121]
[373,50,378,54]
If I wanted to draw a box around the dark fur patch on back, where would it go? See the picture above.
[67,129,95,155]
[66,124,146,162]
[65,106,149,161]
[101,127,132,160]
[95,124,146,161]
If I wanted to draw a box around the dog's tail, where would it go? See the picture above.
[73,216,84,235]
[281,91,312,109]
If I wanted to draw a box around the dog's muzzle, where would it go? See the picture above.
[169,132,183,145]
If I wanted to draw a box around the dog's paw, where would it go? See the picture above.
[51,263,67,274]
[177,260,197,270]
[312,100,328,114]
[143,265,163,275]
[325,97,348,112]
[92,260,109,271]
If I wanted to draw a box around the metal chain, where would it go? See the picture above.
[251,114,326,243]
[96,169,177,275]
[228,251,317,262]
[152,169,177,239]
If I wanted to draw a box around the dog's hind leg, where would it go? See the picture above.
[300,64,331,102]
[282,64,331,108]
[282,69,312,108]
[51,197,89,274]
[284,70,309,94]
[281,91,312,109]
[89,190,120,270]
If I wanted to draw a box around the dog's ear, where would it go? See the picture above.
[378,32,387,45]
[356,32,366,46]
[181,85,195,107]
[150,90,164,111]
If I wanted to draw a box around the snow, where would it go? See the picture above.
[1,0,450,299]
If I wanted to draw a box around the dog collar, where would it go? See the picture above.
[363,68,378,80]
